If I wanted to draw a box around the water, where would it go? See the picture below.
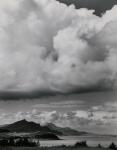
[40,135,117,147]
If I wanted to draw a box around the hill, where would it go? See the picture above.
[0,119,88,136]
[46,123,88,136]
[1,119,52,133]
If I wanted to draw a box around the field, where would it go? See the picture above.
[0,140,113,150]
[0,146,111,150]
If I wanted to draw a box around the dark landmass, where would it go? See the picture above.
[35,133,60,140]
[1,119,88,136]
[0,128,10,133]
[1,119,54,133]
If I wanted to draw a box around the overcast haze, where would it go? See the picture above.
[0,0,117,135]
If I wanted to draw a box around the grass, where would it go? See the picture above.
[0,146,111,150]
[0,148,38,150]
[0,141,113,150]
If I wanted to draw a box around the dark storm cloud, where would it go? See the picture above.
[57,0,117,16]
[0,91,58,100]
[0,87,112,100]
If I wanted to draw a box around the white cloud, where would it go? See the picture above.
[0,0,116,93]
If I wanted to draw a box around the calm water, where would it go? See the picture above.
[40,135,117,147]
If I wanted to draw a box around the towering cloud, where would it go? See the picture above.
[0,0,116,94]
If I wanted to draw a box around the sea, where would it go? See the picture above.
[40,135,117,147]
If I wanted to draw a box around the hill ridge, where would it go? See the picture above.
[0,119,88,136]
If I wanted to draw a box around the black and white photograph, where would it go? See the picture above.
[0,0,117,150]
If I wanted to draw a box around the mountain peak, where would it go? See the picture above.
[18,119,28,123]
[12,119,31,125]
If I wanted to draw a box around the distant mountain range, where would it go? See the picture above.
[0,119,88,136]
[47,123,88,136]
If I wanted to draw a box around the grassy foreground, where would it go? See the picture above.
[0,146,111,150]
[0,141,113,150]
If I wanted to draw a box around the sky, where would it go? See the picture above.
[57,0,117,16]
[0,0,117,134]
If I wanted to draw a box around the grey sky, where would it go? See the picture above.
[0,0,117,134]
[0,91,117,134]
[57,0,117,16]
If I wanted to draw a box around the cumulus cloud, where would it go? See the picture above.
[0,0,117,94]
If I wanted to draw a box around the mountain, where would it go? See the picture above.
[57,0,117,16]
[1,119,52,133]
[46,123,88,136]
[0,119,88,136]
